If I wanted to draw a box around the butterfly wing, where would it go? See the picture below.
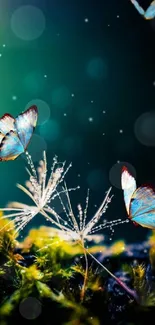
[131,212,155,229]
[0,132,5,143]
[121,166,137,215]
[129,186,155,229]
[0,114,15,134]
[15,106,38,150]
[145,1,155,20]
[0,130,24,161]
[130,0,145,16]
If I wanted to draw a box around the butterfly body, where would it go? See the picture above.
[121,167,155,229]
[0,106,38,161]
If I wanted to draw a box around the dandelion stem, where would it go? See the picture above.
[85,248,139,302]
[80,240,89,302]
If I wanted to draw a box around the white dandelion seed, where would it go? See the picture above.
[36,181,129,301]
[49,184,128,244]
[0,151,137,302]
[0,151,78,235]
[0,151,126,240]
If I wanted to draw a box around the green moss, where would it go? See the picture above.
[1,221,155,324]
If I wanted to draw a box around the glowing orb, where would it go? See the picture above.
[23,71,46,94]
[19,297,42,319]
[86,57,107,80]
[51,86,71,109]
[11,6,46,41]
[25,99,50,125]
[134,111,155,146]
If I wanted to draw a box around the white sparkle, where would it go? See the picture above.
[84,18,89,23]
[44,74,47,78]
[0,53,2,57]
[108,24,110,27]
[64,113,67,117]
[88,117,93,122]
[119,129,123,133]
[102,133,105,136]
[12,96,17,101]
[91,100,94,103]
[2,44,6,48]
[71,93,74,97]
[103,110,106,114]
[117,15,120,18]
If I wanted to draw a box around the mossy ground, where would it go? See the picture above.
[1,217,155,325]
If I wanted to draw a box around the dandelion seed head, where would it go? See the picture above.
[0,151,75,235]
[0,152,128,245]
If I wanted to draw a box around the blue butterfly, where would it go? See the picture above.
[121,166,155,229]
[0,105,38,161]
[130,0,155,20]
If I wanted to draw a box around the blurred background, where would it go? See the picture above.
[0,0,155,243]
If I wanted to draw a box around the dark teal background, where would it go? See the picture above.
[0,0,155,243]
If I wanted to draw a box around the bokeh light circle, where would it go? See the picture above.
[63,137,82,157]
[39,119,60,141]
[24,71,46,94]
[51,86,71,109]
[25,99,51,125]
[19,297,42,319]
[87,169,106,191]
[86,57,108,80]
[134,111,155,146]
[11,6,46,41]
[109,161,136,189]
